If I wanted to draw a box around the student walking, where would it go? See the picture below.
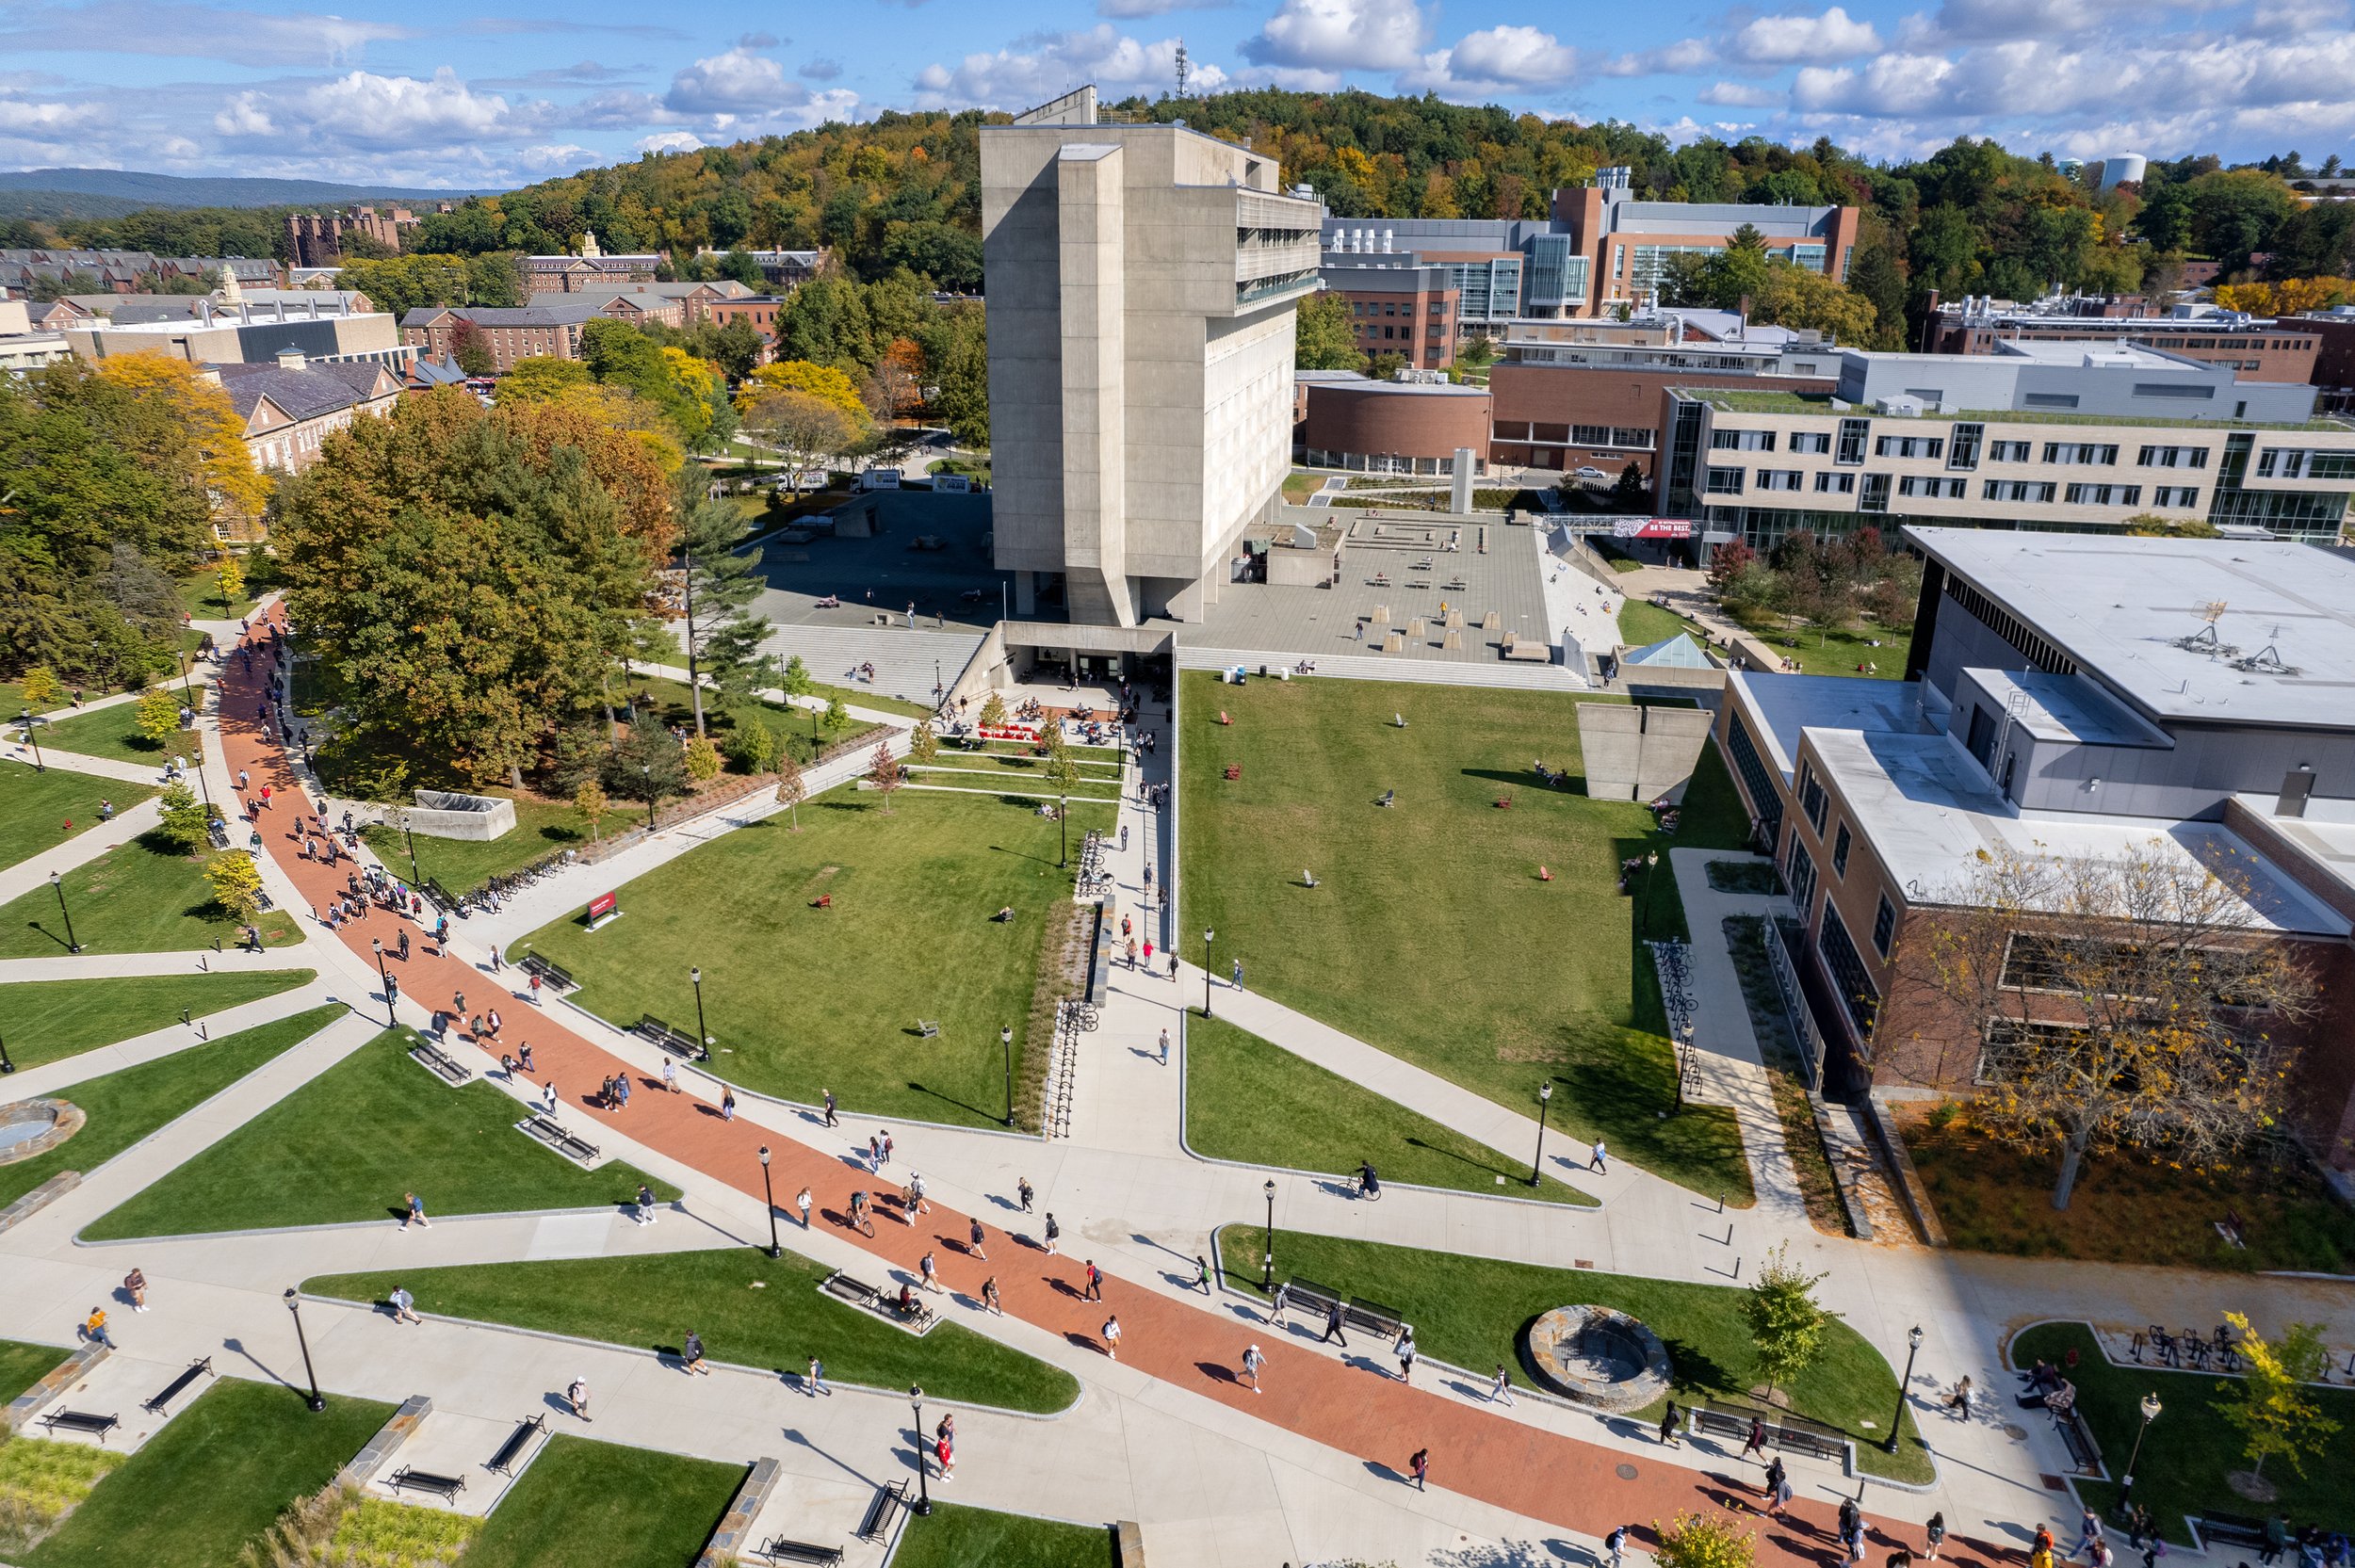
[722,1087,736,1122]
[517,1042,534,1074]
[1607,1527,1631,1568]
[391,1285,420,1325]
[661,1059,677,1094]
[122,1269,148,1313]
[1242,1343,1266,1393]
[681,1330,710,1375]
[934,1431,954,1482]
[635,1184,659,1225]
[806,1355,830,1396]
[969,1219,987,1259]
[797,1188,813,1228]
[1590,1139,1609,1173]
[1017,1177,1034,1212]
[566,1377,592,1421]
[1394,1327,1417,1383]
[1408,1447,1429,1491]
[880,1131,894,1165]
[1488,1364,1516,1407]
[1762,1457,1788,1511]
[403,1191,430,1229]
[1924,1514,1946,1560]
[919,1252,942,1293]
[822,1089,838,1127]
[1194,1255,1212,1294]
[1657,1399,1682,1447]
[1231,958,1244,990]
[2076,1507,2106,1563]
[909,1172,930,1216]
[1082,1260,1103,1301]
[982,1277,1002,1315]
[1322,1299,1347,1346]
[1159,1027,1170,1065]
[868,1134,882,1171]
[1268,1281,1290,1327]
[1742,1414,1768,1460]
[1102,1315,1122,1361]
[1044,1213,1061,1255]
[81,1307,116,1349]
[541,1081,560,1116]
[1948,1375,1973,1417]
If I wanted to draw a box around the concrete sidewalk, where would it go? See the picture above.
[2,978,346,1102]
[0,795,163,906]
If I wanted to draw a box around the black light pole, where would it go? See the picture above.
[1202,929,1215,1018]
[1676,1020,1695,1111]
[283,1288,326,1412]
[49,871,81,954]
[758,1146,781,1258]
[177,648,197,705]
[372,938,398,1027]
[399,815,420,889]
[1528,1081,1553,1185]
[690,966,709,1055]
[2118,1393,2161,1521]
[1000,1025,1015,1127]
[1262,1177,1276,1290]
[642,764,656,833]
[0,1035,14,1074]
[909,1384,933,1515]
[20,709,42,772]
[1886,1325,1924,1453]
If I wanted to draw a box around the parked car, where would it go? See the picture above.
[1573,465,1608,480]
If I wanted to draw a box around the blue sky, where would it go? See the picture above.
[1,0,2348,187]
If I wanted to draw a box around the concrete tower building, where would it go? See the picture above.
[980,85,1324,625]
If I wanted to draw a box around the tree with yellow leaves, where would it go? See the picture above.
[2221,1311,2337,1495]
[89,352,271,524]
[735,359,869,421]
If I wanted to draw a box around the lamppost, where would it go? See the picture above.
[690,966,709,1056]
[758,1146,781,1258]
[1676,1020,1695,1111]
[1000,1025,1015,1127]
[0,1036,14,1074]
[20,709,42,772]
[909,1384,934,1515]
[176,648,198,705]
[1202,929,1215,1019]
[642,764,656,833]
[398,814,420,890]
[283,1288,326,1413]
[372,938,398,1027]
[49,871,80,954]
[2118,1392,2162,1521]
[1886,1325,1924,1453]
[1261,1177,1277,1291]
[1640,849,1661,936]
[1528,1082,1553,1185]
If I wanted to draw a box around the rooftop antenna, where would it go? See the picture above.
[1174,39,1191,99]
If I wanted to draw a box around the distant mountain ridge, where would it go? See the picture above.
[0,168,487,214]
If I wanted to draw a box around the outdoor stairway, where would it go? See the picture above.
[1178,644,1590,692]
[755,623,981,709]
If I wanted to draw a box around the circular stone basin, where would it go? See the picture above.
[0,1099,84,1166]
[1525,1304,1673,1413]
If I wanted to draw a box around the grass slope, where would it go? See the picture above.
[0,1004,345,1210]
[0,1341,61,1405]
[85,1027,673,1239]
[459,1435,742,1568]
[0,762,155,874]
[1616,598,1710,651]
[0,970,316,1073]
[1186,1016,1595,1204]
[0,832,299,957]
[2014,1321,2355,1542]
[1179,673,1753,1199]
[1216,1226,1931,1483]
[517,787,1112,1127]
[21,1379,394,1568]
[895,1504,1114,1568]
[306,1248,1079,1415]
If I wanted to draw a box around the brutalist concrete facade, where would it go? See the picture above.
[982,86,1324,625]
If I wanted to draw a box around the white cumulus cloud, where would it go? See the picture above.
[915,26,1221,109]
[1241,0,1428,72]
[1729,7,1882,64]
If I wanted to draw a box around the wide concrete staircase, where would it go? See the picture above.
[1178,643,1590,692]
[757,623,982,708]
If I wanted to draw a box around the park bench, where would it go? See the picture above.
[820,1271,935,1332]
[141,1356,212,1414]
[38,1409,119,1442]
[2195,1514,2269,1551]
[487,1413,544,1476]
[1281,1277,1344,1322]
[633,1015,707,1060]
[1689,1406,1846,1463]
[206,816,232,849]
[408,1037,471,1085]
[1345,1297,1406,1338]
[389,1466,467,1501]
[857,1481,910,1541]
[762,1538,846,1564]
[2053,1407,2103,1475]
[422,878,459,914]
[517,1115,600,1164]
[916,1020,939,1040]
[518,954,574,992]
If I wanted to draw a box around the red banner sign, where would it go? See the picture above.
[1610,517,1695,540]
[588,892,617,921]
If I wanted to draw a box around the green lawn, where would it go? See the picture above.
[1217,1227,1930,1483]
[1180,673,1754,1200]
[0,1341,61,1404]
[0,1005,344,1210]
[1730,613,1910,680]
[176,559,270,622]
[1616,598,1711,651]
[21,1379,394,1568]
[516,786,1112,1127]
[35,704,201,768]
[909,760,1123,800]
[1187,1016,1595,1204]
[0,970,317,1073]
[360,794,591,893]
[0,763,156,874]
[2014,1321,2355,1542]
[306,1249,1080,1415]
[0,832,300,957]
[895,1504,1113,1568]
[85,1026,674,1240]
[459,1435,742,1568]
[808,681,937,720]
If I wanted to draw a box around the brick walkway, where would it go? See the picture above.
[219,611,2008,1565]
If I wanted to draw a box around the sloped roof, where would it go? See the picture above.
[211,361,395,424]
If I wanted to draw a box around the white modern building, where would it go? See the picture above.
[981,86,1324,625]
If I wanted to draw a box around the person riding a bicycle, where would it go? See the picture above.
[1357,1161,1381,1200]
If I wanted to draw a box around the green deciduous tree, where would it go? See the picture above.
[2222,1312,2338,1485]
[605,719,687,819]
[204,851,264,923]
[1654,1511,1755,1568]
[866,738,901,812]
[1295,292,1370,372]
[135,685,182,744]
[1740,1242,1836,1400]
[575,778,609,845]
[908,719,937,766]
[155,781,210,852]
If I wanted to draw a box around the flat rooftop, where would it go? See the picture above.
[1678,386,2353,430]
[1909,527,2355,729]
[1730,671,1926,780]
[1811,727,2349,937]
[1964,669,2168,748]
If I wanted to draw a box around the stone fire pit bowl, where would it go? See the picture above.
[0,1098,83,1166]
[1525,1304,1672,1413]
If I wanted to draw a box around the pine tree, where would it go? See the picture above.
[672,477,772,737]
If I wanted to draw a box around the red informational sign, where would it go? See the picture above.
[588,892,617,921]
[1611,517,1694,540]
